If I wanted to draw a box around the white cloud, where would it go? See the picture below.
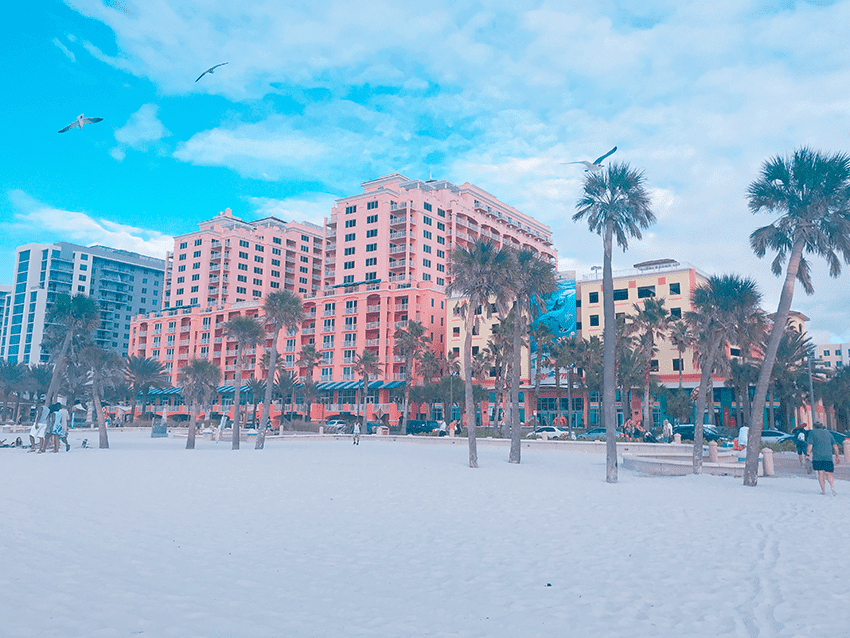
[111,104,170,160]
[6,190,172,260]
[52,37,75,61]
[246,195,337,229]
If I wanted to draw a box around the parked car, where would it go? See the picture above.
[324,419,347,433]
[576,427,624,440]
[829,430,849,446]
[525,426,567,439]
[672,424,722,442]
[366,421,384,434]
[758,429,793,445]
[406,419,439,434]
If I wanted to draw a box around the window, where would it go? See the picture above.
[254,256,263,263]
[273,237,281,245]
[637,285,655,298]
[345,205,357,214]
[367,201,378,210]
[78,274,86,281]
[669,282,681,295]
[437,264,445,272]
[272,247,281,255]
[270,281,279,288]
[79,264,88,271]
[344,261,355,270]
[179,241,188,249]
[589,315,600,327]
[191,286,199,293]
[344,247,356,256]
[238,263,248,271]
[253,278,262,286]
[300,266,308,273]
[345,233,355,242]
[239,240,249,248]
[301,256,309,263]
[178,254,187,261]
[365,257,377,266]
[437,221,445,231]
[365,272,377,281]
[345,219,356,228]
[672,359,682,371]
[437,277,444,286]
[253,267,263,274]
[650,359,659,372]
[423,202,432,211]
[423,245,431,254]
[436,249,445,258]
[422,273,431,281]
[423,230,432,240]
[271,270,280,277]
[366,243,377,252]
[453,327,460,336]
[239,251,248,259]
[271,258,280,266]
[366,228,377,238]
[589,291,599,304]
[176,288,184,295]
[436,236,445,245]
[423,216,432,225]
[301,245,309,252]
[193,250,201,258]
[343,275,354,284]
[237,275,247,282]
[191,274,200,281]
[367,214,378,223]
[670,307,681,319]
[236,286,246,294]
[255,244,264,251]
[423,259,431,268]
[301,235,309,242]
[613,289,628,301]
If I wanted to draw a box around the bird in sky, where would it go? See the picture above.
[196,62,229,82]
[563,146,617,172]
[58,114,104,133]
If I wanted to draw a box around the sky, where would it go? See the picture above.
[3,0,850,344]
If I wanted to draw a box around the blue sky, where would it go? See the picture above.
[3,1,850,343]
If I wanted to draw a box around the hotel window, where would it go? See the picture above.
[191,286,199,293]
[589,315,600,327]
[365,257,377,266]
[345,205,357,214]
[301,245,309,252]
[423,230,432,240]
[436,277,444,286]
[238,251,248,259]
[193,250,201,258]
[422,273,431,281]
[345,247,355,256]
[345,233,355,242]
[270,281,280,288]
[423,202,432,211]
[237,275,247,282]
[343,275,354,284]
[191,274,200,281]
[253,278,262,286]
[589,291,599,303]
[436,236,445,245]
[254,256,263,263]
[179,242,188,249]
[179,254,187,261]
[367,214,378,223]
[271,259,280,266]
[254,267,263,274]
[300,266,308,273]
[255,244,264,251]
[437,264,445,272]
[273,237,281,245]
[193,263,200,269]
[637,285,655,298]
[613,289,628,301]
[423,259,431,268]
[299,277,308,284]
[366,243,377,252]
[669,282,681,295]
[236,286,246,294]
[437,222,445,231]
[344,261,355,269]
[239,240,249,248]
[367,201,378,210]
[670,307,681,319]
[436,249,445,258]
[365,272,377,281]
[423,216,432,225]
[345,219,356,228]
[301,256,309,263]
[272,247,281,255]
[366,229,377,238]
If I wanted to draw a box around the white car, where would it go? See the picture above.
[324,420,347,433]
[526,426,567,439]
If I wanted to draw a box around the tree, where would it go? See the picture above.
[43,294,100,410]
[353,349,381,429]
[668,320,692,390]
[257,290,303,449]
[529,323,553,415]
[448,240,513,467]
[0,360,29,423]
[180,359,221,450]
[274,369,298,429]
[79,346,124,449]
[223,315,264,450]
[28,364,52,422]
[627,296,671,431]
[505,248,556,463]
[686,274,762,473]
[296,344,321,422]
[126,355,169,423]
[245,376,266,431]
[744,148,850,485]
[573,163,655,483]
[393,320,430,435]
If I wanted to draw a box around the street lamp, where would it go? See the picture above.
[807,347,816,425]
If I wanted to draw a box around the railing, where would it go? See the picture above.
[389,259,406,268]
[179,339,190,346]
[341,374,355,381]
[389,245,406,254]
[343,357,355,364]
[323,310,335,316]
[302,327,315,334]
[395,320,408,328]
[389,215,407,226]
[395,304,409,312]
[388,274,406,282]
[284,346,296,352]
[365,339,380,346]
[392,373,406,381]
[366,321,380,329]
[366,305,380,312]
[344,307,357,314]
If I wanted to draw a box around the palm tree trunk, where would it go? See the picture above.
[401,380,410,435]
[554,365,562,428]
[745,236,806,486]
[509,310,522,463]
[602,220,618,483]
[186,397,198,450]
[693,337,721,474]
[232,359,242,450]
[464,309,478,468]
[45,331,74,406]
[128,396,137,424]
[92,377,109,449]
[567,368,573,435]
[678,350,684,389]
[258,328,280,449]
[141,387,151,423]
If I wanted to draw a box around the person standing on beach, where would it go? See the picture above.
[806,422,840,496]
[791,422,808,467]
[53,402,71,452]
[352,421,361,445]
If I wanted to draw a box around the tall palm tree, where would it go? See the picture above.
[223,315,264,450]
[668,320,692,390]
[529,323,553,416]
[126,355,169,423]
[353,349,381,430]
[245,376,266,430]
[745,148,850,486]
[274,369,298,429]
[394,320,430,435]
[28,363,52,423]
[505,248,556,463]
[573,163,655,483]
[0,360,28,423]
[296,344,321,422]
[628,296,671,431]
[257,290,303,449]
[79,346,124,449]
[43,294,100,409]
[686,274,762,473]
[448,240,513,467]
[179,359,221,450]
[730,307,768,428]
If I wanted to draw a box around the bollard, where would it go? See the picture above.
[541,432,548,441]
[761,448,774,476]
[673,433,681,444]
[844,438,850,462]
[319,426,324,435]
[708,441,718,463]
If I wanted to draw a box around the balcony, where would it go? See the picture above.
[392,373,406,381]
[395,304,408,312]
[343,323,357,332]
[389,215,407,226]
[179,339,190,346]
[388,259,406,270]
[323,310,335,316]
[343,357,355,364]
[389,245,406,254]
[366,304,380,313]
[389,230,414,240]
[341,373,355,381]
[344,307,357,314]
[366,321,380,329]
[395,320,408,328]
[302,327,315,335]
[388,274,406,282]
[365,338,380,346]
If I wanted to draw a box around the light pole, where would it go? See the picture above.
[807,347,816,426]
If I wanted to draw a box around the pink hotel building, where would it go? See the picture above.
[129,173,556,423]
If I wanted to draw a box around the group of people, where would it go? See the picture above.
[28,402,71,453]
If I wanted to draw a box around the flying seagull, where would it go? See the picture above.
[196,62,228,82]
[562,146,617,172]
[58,114,104,133]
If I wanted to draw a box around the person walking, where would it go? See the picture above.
[352,421,361,445]
[806,422,840,496]
[53,402,71,452]
[791,422,809,467]
[662,419,673,443]
[439,419,447,437]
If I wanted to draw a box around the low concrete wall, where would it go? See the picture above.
[622,454,763,478]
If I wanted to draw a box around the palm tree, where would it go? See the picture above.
[573,163,655,483]
[79,346,124,449]
[296,344,321,422]
[668,320,692,390]
[179,359,221,450]
[744,148,850,485]
[28,363,52,423]
[529,323,553,416]
[274,369,298,429]
[504,248,556,463]
[43,294,100,409]
[223,315,264,450]
[353,349,381,430]
[245,376,266,430]
[257,290,303,449]
[448,240,513,467]
[0,360,28,423]
[126,355,169,423]
[393,320,430,435]
[686,274,762,473]
[628,296,671,431]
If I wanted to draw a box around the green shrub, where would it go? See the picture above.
[761,439,797,453]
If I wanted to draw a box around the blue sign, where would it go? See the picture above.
[531,275,577,349]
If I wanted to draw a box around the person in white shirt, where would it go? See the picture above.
[353,421,361,445]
